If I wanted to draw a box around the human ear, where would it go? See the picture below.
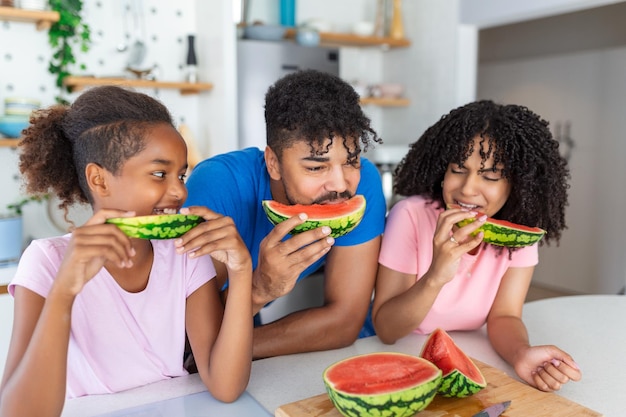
[85,163,109,196]
[264,146,282,181]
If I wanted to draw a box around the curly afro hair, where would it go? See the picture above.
[18,85,174,214]
[394,100,570,247]
[264,69,382,164]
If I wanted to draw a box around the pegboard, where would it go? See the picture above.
[0,0,203,241]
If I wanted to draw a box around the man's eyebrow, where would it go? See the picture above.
[302,155,330,162]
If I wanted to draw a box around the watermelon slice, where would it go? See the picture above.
[106,214,204,239]
[262,195,366,238]
[323,352,442,417]
[448,204,545,247]
[420,328,486,398]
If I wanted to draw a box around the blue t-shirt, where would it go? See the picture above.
[184,147,386,283]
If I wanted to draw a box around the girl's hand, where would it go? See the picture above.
[54,209,136,296]
[513,345,582,391]
[427,207,486,286]
[175,206,252,275]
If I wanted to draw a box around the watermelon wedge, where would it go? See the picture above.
[448,204,545,247]
[106,214,204,239]
[323,352,442,417]
[262,195,366,238]
[420,328,486,398]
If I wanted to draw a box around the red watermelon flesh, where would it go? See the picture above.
[325,352,440,395]
[420,328,486,397]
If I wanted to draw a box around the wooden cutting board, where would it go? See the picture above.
[275,359,602,417]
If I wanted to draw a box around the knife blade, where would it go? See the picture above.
[472,400,511,417]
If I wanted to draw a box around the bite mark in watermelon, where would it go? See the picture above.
[106,214,204,239]
[420,328,486,398]
[262,195,366,238]
[323,352,442,417]
[448,204,545,247]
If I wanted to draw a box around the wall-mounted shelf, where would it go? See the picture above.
[0,139,21,147]
[0,6,60,30]
[284,29,410,48]
[63,76,214,95]
[360,97,410,107]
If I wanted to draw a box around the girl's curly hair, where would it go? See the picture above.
[394,100,570,247]
[264,69,382,164]
[18,85,173,213]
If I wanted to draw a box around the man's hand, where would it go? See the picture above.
[252,213,334,312]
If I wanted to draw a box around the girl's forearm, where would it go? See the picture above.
[487,315,530,366]
[204,269,253,403]
[374,274,444,344]
[0,289,75,417]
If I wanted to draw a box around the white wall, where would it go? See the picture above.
[476,4,626,294]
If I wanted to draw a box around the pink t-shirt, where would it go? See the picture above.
[9,235,214,398]
[379,196,538,334]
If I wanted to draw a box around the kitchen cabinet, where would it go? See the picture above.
[0,6,59,30]
[63,76,214,96]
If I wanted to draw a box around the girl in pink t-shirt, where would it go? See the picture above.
[372,100,581,392]
[0,86,253,416]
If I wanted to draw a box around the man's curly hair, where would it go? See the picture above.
[18,85,173,214]
[394,100,570,247]
[264,69,382,164]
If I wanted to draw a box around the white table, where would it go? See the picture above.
[56,295,625,417]
[522,295,625,417]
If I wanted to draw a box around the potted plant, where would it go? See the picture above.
[47,0,92,104]
[0,195,48,266]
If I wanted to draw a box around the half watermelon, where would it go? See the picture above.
[420,328,486,398]
[448,204,545,247]
[262,195,366,238]
[323,352,442,417]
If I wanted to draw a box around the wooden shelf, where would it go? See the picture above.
[63,76,214,95]
[0,139,21,147]
[0,6,59,30]
[360,97,410,107]
[285,29,410,48]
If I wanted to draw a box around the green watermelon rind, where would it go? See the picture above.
[437,369,486,398]
[457,217,545,247]
[106,214,204,240]
[262,196,366,238]
[322,353,442,417]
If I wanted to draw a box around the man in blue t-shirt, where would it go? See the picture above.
[185,70,386,359]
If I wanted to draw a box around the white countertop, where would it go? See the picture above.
[54,294,626,417]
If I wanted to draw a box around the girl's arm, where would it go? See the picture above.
[372,207,485,343]
[487,266,581,391]
[0,287,74,417]
[0,210,136,417]
[179,206,253,403]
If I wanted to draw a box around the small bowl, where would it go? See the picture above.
[4,97,40,116]
[0,115,30,138]
[296,28,320,47]
[244,24,287,41]
[352,21,374,37]
[378,83,405,98]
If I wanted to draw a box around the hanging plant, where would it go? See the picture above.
[47,0,92,104]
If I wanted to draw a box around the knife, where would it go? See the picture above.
[472,400,511,417]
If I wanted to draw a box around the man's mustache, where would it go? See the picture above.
[312,191,353,205]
